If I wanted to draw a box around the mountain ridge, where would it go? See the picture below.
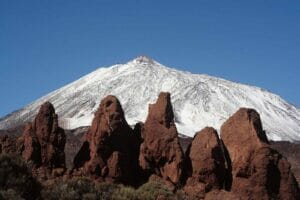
[1,56,300,141]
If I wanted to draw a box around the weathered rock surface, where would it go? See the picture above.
[0,94,299,199]
[271,141,300,184]
[184,127,226,199]
[73,95,140,184]
[139,92,184,185]
[221,108,299,200]
[19,102,66,169]
[221,108,268,174]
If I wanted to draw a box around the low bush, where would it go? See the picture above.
[111,185,138,200]
[135,181,174,200]
[0,154,41,200]
[95,182,120,200]
[0,189,24,200]
[174,189,189,200]
[42,177,97,200]
[42,179,183,200]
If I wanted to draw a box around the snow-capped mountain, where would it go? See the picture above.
[1,56,299,141]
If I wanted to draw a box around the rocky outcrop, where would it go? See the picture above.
[271,141,300,184]
[1,93,299,199]
[221,108,268,175]
[221,108,299,200]
[19,102,66,169]
[184,127,226,199]
[73,95,140,184]
[139,92,184,185]
[180,108,299,199]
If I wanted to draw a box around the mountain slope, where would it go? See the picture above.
[1,56,299,141]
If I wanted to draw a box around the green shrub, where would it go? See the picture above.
[135,181,173,200]
[0,189,24,200]
[174,189,189,200]
[82,192,97,200]
[42,177,96,200]
[0,154,41,200]
[42,178,124,200]
[41,177,184,200]
[94,182,120,200]
[112,186,138,200]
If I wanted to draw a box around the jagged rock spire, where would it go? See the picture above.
[184,127,226,199]
[220,108,299,199]
[20,102,66,168]
[139,92,184,185]
[73,95,140,184]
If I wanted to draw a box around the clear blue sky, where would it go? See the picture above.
[1,0,299,117]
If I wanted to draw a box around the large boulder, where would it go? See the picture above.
[139,92,184,185]
[184,127,226,199]
[221,108,268,175]
[221,108,299,199]
[19,102,66,169]
[73,95,140,184]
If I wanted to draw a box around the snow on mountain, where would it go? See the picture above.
[0,56,299,141]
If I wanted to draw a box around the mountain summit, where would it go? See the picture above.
[133,55,156,64]
[1,57,300,141]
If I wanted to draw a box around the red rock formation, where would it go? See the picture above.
[73,95,140,184]
[221,108,268,175]
[184,127,226,199]
[139,92,184,185]
[1,94,299,199]
[21,124,41,164]
[221,108,299,199]
[19,102,66,169]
